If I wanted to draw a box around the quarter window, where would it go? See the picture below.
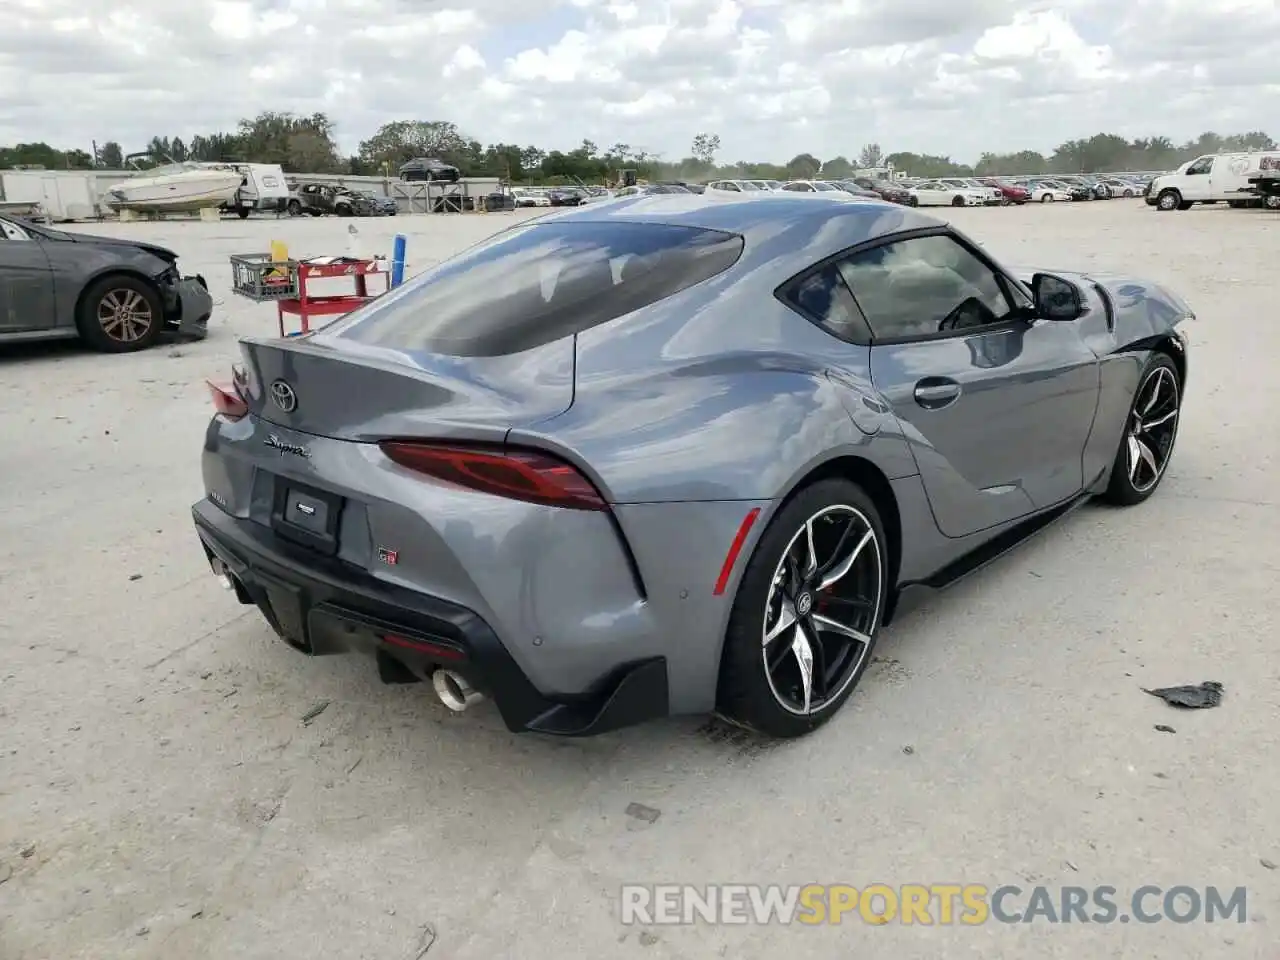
[780,262,866,342]
[836,234,1017,340]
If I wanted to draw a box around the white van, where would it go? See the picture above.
[224,163,290,217]
[1146,152,1280,210]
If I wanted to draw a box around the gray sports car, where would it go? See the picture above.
[192,195,1191,738]
[0,214,211,352]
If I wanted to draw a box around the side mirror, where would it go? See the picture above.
[1031,273,1084,321]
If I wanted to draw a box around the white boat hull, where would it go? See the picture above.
[105,171,242,213]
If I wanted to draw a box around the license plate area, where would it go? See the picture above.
[270,478,344,556]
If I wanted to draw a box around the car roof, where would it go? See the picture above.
[537,194,941,248]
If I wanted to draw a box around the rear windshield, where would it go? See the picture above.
[332,221,744,356]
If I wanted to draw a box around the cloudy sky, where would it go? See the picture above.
[3,0,1277,163]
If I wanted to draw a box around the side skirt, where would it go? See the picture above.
[884,476,1102,625]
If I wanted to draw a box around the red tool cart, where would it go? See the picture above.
[230,253,390,337]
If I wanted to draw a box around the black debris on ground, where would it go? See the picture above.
[1143,681,1224,709]
[1155,724,1176,734]
[300,701,330,726]
[626,802,661,824]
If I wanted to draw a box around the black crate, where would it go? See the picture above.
[230,253,300,301]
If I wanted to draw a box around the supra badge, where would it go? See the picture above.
[265,434,310,458]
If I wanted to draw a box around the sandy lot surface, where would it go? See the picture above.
[1,201,1277,959]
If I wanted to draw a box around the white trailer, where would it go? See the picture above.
[221,163,290,217]
[0,171,100,221]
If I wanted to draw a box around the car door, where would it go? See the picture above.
[0,218,56,332]
[841,230,1100,538]
[1180,156,1213,200]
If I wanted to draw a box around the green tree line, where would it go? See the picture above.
[2,112,1275,182]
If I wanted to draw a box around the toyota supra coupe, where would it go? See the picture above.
[193,194,1191,739]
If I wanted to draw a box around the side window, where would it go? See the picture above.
[837,235,1016,341]
[1186,157,1212,176]
[779,262,867,343]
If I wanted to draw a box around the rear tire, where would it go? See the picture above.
[286,199,302,216]
[236,206,251,219]
[76,274,165,353]
[1041,194,1053,203]
[1100,354,1181,507]
[951,196,965,207]
[717,479,888,738]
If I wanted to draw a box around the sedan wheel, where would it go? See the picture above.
[1041,194,1053,203]
[98,288,153,343]
[1101,355,1181,505]
[718,479,887,738]
[75,275,164,353]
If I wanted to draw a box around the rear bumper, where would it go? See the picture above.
[191,499,669,736]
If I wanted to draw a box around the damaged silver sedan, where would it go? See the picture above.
[0,214,211,352]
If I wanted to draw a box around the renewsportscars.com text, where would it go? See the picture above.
[620,884,1247,926]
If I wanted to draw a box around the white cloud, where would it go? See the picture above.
[1,0,1278,163]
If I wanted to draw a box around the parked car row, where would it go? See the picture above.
[699,175,1152,208]
[510,185,614,207]
[999,174,1151,201]
[893,174,1151,205]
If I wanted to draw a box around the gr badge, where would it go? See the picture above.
[377,547,399,565]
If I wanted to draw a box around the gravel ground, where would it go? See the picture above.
[1,201,1277,959]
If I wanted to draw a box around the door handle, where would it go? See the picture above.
[913,377,961,409]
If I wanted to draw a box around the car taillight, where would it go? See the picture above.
[207,379,248,420]
[378,441,607,511]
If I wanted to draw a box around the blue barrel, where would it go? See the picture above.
[391,234,407,288]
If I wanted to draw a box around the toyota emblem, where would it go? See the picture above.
[270,380,298,413]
